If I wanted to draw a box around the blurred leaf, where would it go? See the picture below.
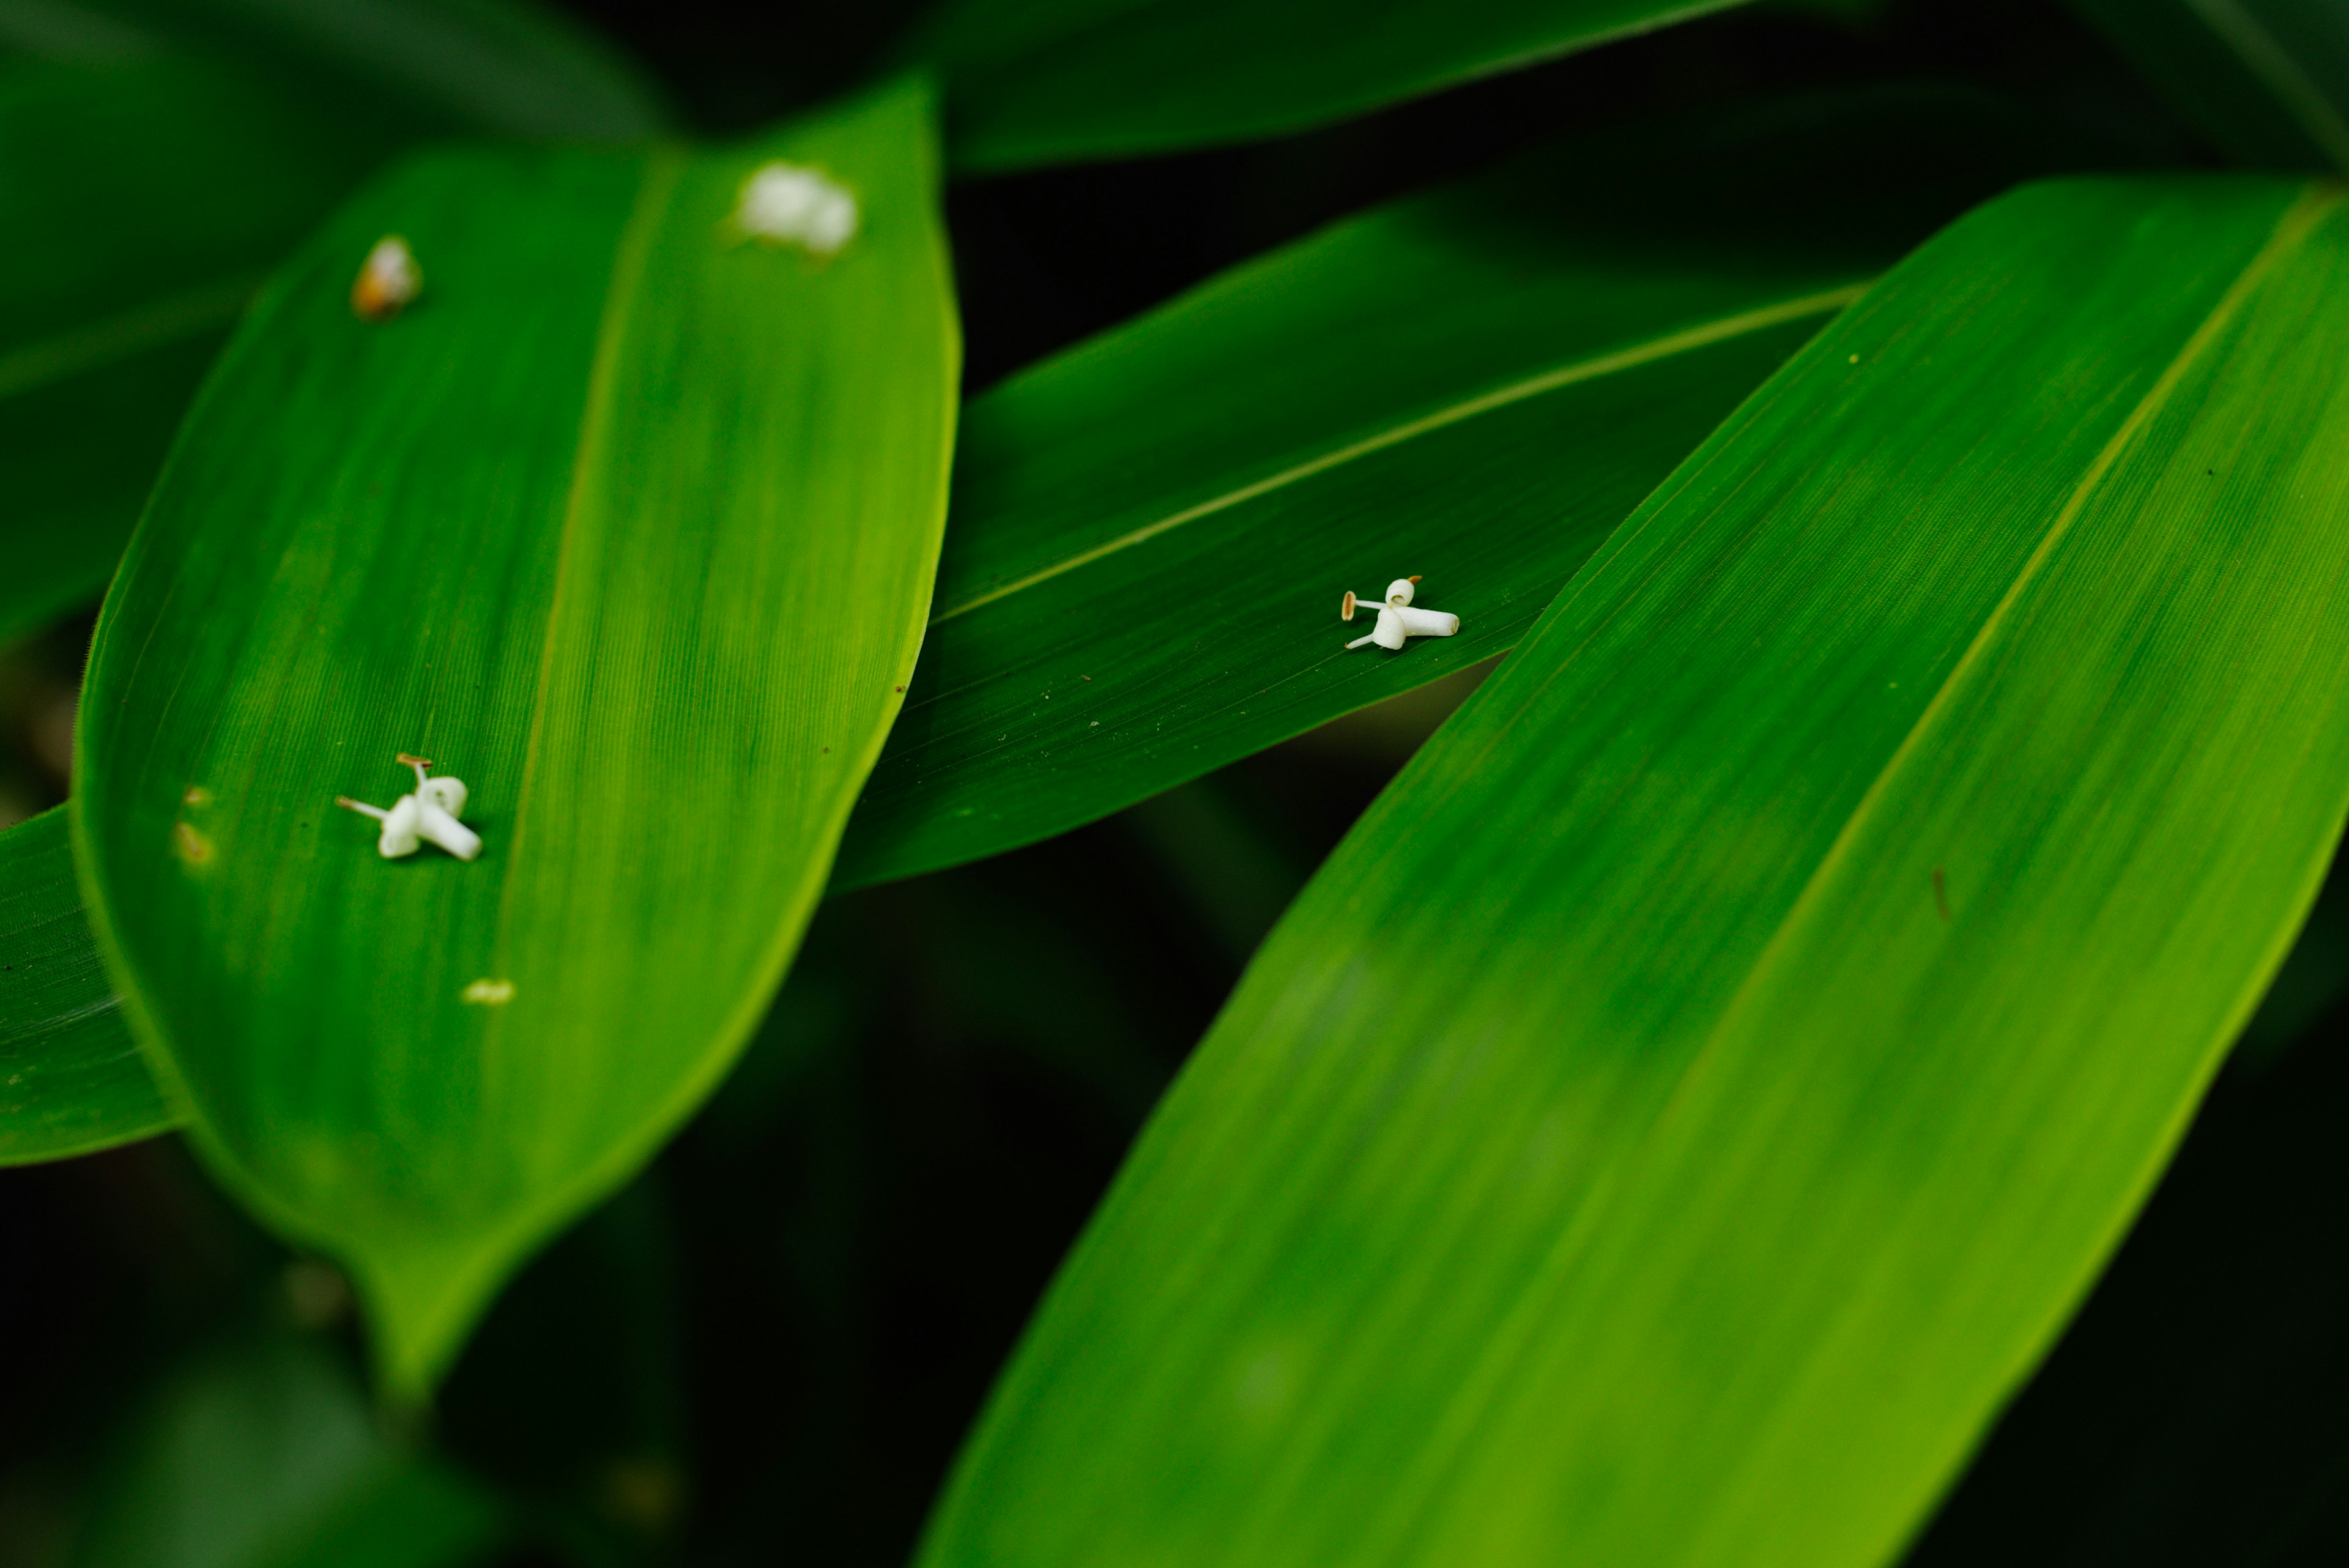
[69,1334,503,1568]
[2069,0,2349,172]
[74,80,959,1400]
[915,0,1756,169]
[0,805,172,1165]
[0,0,666,644]
[833,86,2112,891]
[0,56,371,645]
[915,177,2349,1568]
[440,1179,688,1566]
[6,0,667,142]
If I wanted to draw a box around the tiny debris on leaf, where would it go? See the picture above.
[351,235,421,321]
[462,978,516,1006]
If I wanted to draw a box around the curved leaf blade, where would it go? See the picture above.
[834,87,2105,891]
[916,176,2349,1568]
[76,80,958,1397]
[0,806,172,1164]
[919,0,1754,170]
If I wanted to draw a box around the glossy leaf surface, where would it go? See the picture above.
[918,0,1752,169]
[2070,0,2349,172]
[919,177,2349,1568]
[834,87,2104,890]
[0,806,171,1164]
[76,80,958,1397]
[0,1,663,644]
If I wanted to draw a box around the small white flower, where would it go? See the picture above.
[336,753,480,861]
[351,235,421,321]
[732,162,859,256]
[1342,576,1460,651]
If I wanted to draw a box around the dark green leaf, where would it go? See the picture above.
[70,1335,505,1568]
[917,0,1754,170]
[0,0,665,644]
[75,80,959,1399]
[2069,0,2349,172]
[916,176,2349,1568]
[834,87,2114,891]
[0,804,173,1165]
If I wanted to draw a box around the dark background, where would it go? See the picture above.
[5,2,2345,1564]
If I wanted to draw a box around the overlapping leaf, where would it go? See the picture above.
[0,806,170,1163]
[0,0,662,645]
[918,176,2349,1568]
[833,86,2113,890]
[75,78,959,1398]
[915,0,1754,169]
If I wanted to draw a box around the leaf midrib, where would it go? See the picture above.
[489,147,685,967]
[0,275,258,401]
[929,281,1870,623]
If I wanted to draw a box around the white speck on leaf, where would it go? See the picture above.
[462,978,515,1006]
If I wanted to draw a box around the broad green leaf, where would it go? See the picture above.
[2070,0,2349,172]
[916,176,2349,1568]
[1905,1021,2349,1566]
[0,0,664,644]
[833,87,2110,891]
[915,0,1754,170]
[75,78,959,1399]
[0,805,173,1163]
[71,1335,504,1568]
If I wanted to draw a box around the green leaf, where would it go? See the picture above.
[9,0,667,144]
[0,805,174,1164]
[2069,0,2349,172]
[74,79,959,1400]
[915,176,2349,1568]
[0,0,666,644]
[0,56,367,645]
[70,1334,505,1568]
[916,0,1755,170]
[833,86,2113,891]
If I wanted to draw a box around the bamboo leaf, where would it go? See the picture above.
[916,176,2349,1568]
[2069,0,2349,173]
[833,87,2106,891]
[917,0,1755,170]
[0,805,171,1164]
[73,78,959,1399]
[0,0,665,644]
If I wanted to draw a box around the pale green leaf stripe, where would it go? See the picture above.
[930,281,1867,623]
[0,274,256,401]
[915,175,2349,1568]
